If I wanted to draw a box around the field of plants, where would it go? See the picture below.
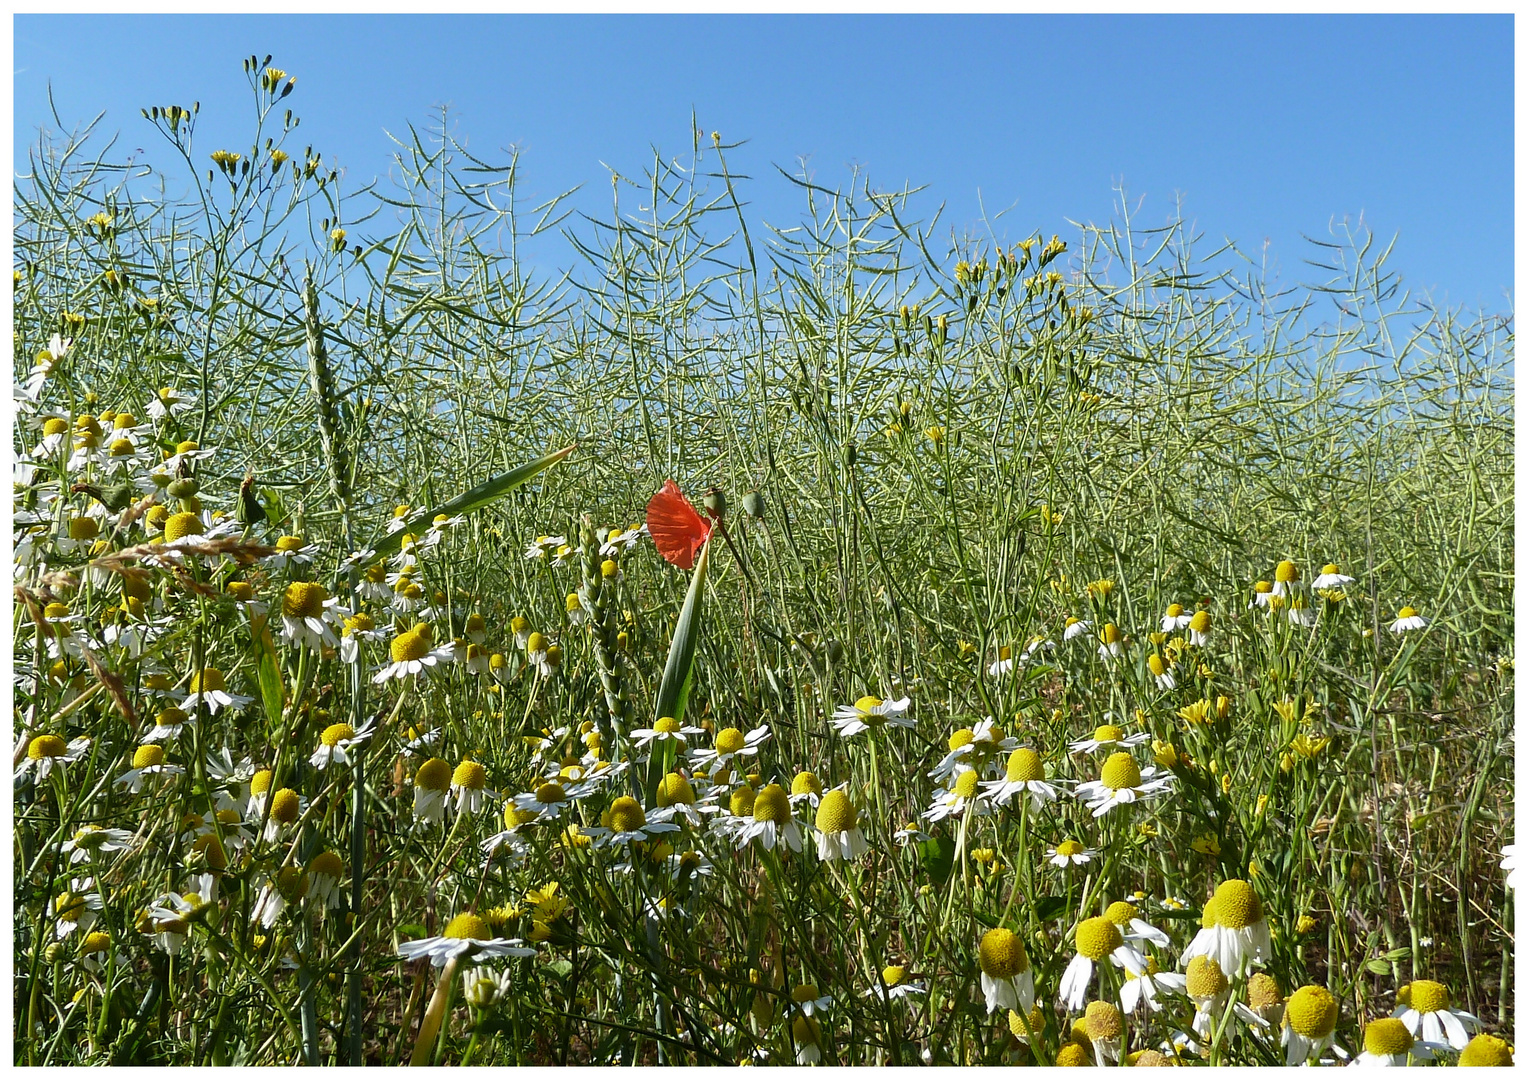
[12,60,1515,1066]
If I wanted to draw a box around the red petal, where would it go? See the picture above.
[646,480,712,570]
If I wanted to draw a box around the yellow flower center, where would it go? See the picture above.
[729,786,756,817]
[791,983,820,1004]
[1275,560,1299,583]
[1189,610,1211,633]
[42,418,69,436]
[56,892,86,921]
[283,581,328,619]
[715,728,746,755]
[309,851,344,879]
[249,768,273,795]
[109,437,136,457]
[655,774,694,807]
[162,512,201,542]
[1005,748,1044,782]
[1212,879,1263,929]
[1075,916,1123,961]
[416,757,452,791]
[1148,654,1167,676]
[1364,1017,1413,1056]
[1101,623,1121,645]
[815,789,857,834]
[608,796,646,833]
[192,834,228,870]
[654,716,682,734]
[28,734,67,760]
[1084,1000,1122,1040]
[535,781,567,805]
[1247,973,1282,1010]
[390,627,432,663]
[792,1015,821,1046]
[978,927,1029,977]
[854,695,883,714]
[82,931,111,954]
[1285,985,1338,1038]
[1104,900,1139,925]
[113,413,137,429]
[270,788,300,824]
[1165,603,1184,618]
[1458,1034,1514,1066]
[1186,954,1228,997]
[947,727,974,751]
[1093,724,1124,743]
[1321,563,1340,576]
[1054,1042,1090,1066]
[1406,979,1449,1014]
[1397,605,1419,620]
[526,631,547,654]
[752,784,790,823]
[320,723,356,748]
[226,581,254,602]
[882,965,907,987]
[132,744,165,769]
[442,913,491,941]
[1253,580,1273,594]
[1099,752,1142,790]
[452,761,486,790]
[952,769,981,800]
[68,517,100,540]
[190,668,226,693]
[275,535,305,553]
[791,771,821,796]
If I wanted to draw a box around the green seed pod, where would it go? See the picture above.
[103,482,136,511]
[237,476,267,526]
[703,487,727,520]
[167,477,199,499]
[741,490,765,520]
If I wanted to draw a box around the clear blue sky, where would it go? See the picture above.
[14,14,1514,312]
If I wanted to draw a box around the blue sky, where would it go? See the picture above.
[13,14,1514,312]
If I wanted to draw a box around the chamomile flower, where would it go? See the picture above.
[791,983,834,1017]
[978,927,1036,1014]
[357,562,391,602]
[735,784,803,852]
[114,743,183,792]
[1074,752,1173,817]
[1287,594,1318,626]
[1161,603,1193,632]
[689,724,771,769]
[1312,563,1354,589]
[279,581,344,652]
[513,780,572,822]
[306,851,346,911]
[159,438,217,473]
[147,385,196,420]
[309,720,375,770]
[1392,979,1480,1050]
[181,667,253,714]
[813,788,868,861]
[51,884,103,938]
[251,867,308,928]
[449,760,496,816]
[831,694,913,737]
[1069,722,1150,755]
[631,715,706,751]
[1147,653,1176,690]
[423,513,466,546]
[1186,609,1212,647]
[1063,616,1092,641]
[1120,955,1186,1014]
[1354,1016,1433,1066]
[788,770,824,808]
[597,795,680,847]
[1184,955,1230,1036]
[60,824,134,864]
[894,821,931,845]
[1059,916,1147,1010]
[982,748,1062,810]
[1105,899,1172,948]
[1282,984,1344,1065]
[791,1015,823,1065]
[1389,606,1427,633]
[413,757,453,824]
[988,646,1017,678]
[373,625,453,684]
[1272,560,1304,598]
[31,417,71,458]
[140,892,203,956]
[1457,1033,1514,1066]
[1084,1001,1125,1065]
[866,964,926,1002]
[1097,623,1124,659]
[16,733,91,784]
[1047,839,1098,868]
[923,767,988,822]
[144,705,193,742]
[523,534,565,560]
[262,788,304,841]
[397,912,536,967]
[1235,972,1285,1034]
[1180,879,1272,979]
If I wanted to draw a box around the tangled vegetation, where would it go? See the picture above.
[12,59,1514,1066]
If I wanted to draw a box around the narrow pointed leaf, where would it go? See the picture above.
[361,443,576,563]
[654,537,710,726]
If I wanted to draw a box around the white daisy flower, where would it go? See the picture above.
[865,964,926,1002]
[1104,899,1172,948]
[1046,839,1097,868]
[251,867,310,928]
[411,758,454,825]
[1356,1016,1441,1066]
[593,795,681,848]
[60,824,134,864]
[1271,561,1305,598]
[1179,880,1272,979]
[733,785,804,852]
[114,744,184,793]
[977,928,1036,1015]
[1073,753,1174,818]
[830,694,913,738]
[1097,623,1125,659]
[1312,563,1354,590]
[982,747,1062,810]
[923,768,989,823]
[513,780,572,822]
[1160,603,1193,631]
[812,788,868,862]
[1392,979,1479,1050]
[1147,653,1176,690]
[789,983,834,1017]
[372,625,454,684]
[144,706,194,742]
[630,715,706,752]
[1389,606,1427,633]
[309,720,375,770]
[1062,616,1091,641]
[279,581,346,652]
[1068,722,1150,755]
[1120,956,1186,1015]
[398,913,537,967]
[16,733,91,784]
[1281,985,1346,1065]
[449,760,497,817]
[1059,916,1148,1011]
[688,724,771,769]
[306,852,347,911]
[180,667,253,714]
[523,534,566,560]
[51,881,104,938]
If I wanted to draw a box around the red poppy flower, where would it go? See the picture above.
[646,480,713,570]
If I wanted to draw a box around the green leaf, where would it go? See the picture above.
[253,622,285,728]
[918,836,955,885]
[653,538,710,725]
[359,444,577,565]
[1032,895,1068,924]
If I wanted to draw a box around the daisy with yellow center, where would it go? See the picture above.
[449,759,497,817]
[1272,559,1304,598]
[397,911,537,967]
[1047,839,1098,868]
[1180,879,1272,978]
[830,693,913,738]
[1160,602,1193,632]
[16,732,91,783]
[813,788,868,861]
[1068,721,1150,754]
[788,769,823,808]
[51,882,104,938]
[309,719,376,770]
[1147,653,1175,690]
[1119,952,1187,1014]
[305,851,346,910]
[597,795,681,848]
[688,724,771,769]
[1059,915,1147,1010]
[977,927,1036,1013]
[1097,622,1125,659]
[250,866,309,928]
[261,534,317,570]
[982,747,1063,810]
[923,766,990,823]
[372,625,453,684]
[630,714,706,753]
[114,743,184,793]
[1457,1033,1514,1066]
[1084,1000,1125,1065]
[1063,615,1092,641]
[1073,751,1174,817]
[1392,978,1480,1050]
[181,666,254,714]
[60,824,134,864]
[734,784,803,852]
[1312,562,1354,590]
[513,780,572,822]
[262,788,305,842]
[865,963,926,1002]
[1250,580,1274,608]
[1389,606,1428,633]
[790,982,834,1017]
[523,533,566,560]
[31,416,70,457]
[147,385,195,420]
[1281,984,1345,1064]
[423,512,465,546]
[411,757,454,825]
[279,580,345,652]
